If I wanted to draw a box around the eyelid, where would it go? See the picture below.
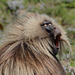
[46,22,52,25]
[41,21,52,26]
[48,22,52,24]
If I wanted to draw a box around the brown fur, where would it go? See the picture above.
[0,11,71,75]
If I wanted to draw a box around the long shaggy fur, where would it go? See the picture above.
[0,11,71,75]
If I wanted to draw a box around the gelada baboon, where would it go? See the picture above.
[0,11,71,75]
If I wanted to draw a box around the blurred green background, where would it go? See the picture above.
[0,0,75,74]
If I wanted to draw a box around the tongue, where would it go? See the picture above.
[54,34,61,47]
[55,39,59,47]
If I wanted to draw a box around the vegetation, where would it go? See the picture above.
[0,0,75,74]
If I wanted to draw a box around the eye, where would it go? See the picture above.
[41,21,52,26]
[44,24,47,26]
[49,23,52,26]
[41,22,47,26]
[48,22,52,26]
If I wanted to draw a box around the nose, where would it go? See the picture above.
[53,28,62,39]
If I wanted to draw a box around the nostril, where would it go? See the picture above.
[59,33,62,36]
[54,27,56,29]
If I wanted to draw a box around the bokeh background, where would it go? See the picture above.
[0,0,75,75]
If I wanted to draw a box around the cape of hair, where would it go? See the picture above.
[0,11,71,75]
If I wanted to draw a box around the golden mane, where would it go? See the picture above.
[0,12,71,75]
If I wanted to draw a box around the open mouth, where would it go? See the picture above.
[54,34,61,48]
